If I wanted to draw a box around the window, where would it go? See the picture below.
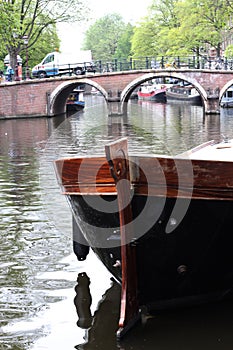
[42,54,54,64]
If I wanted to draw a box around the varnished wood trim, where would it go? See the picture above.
[54,155,233,200]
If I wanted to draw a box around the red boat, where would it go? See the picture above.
[137,83,167,102]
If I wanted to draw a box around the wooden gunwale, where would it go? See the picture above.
[54,154,233,201]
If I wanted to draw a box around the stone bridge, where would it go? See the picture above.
[1,68,233,119]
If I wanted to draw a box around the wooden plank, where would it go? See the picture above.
[178,140,215,157]
[54,155,233,200]
[105,137,140,339]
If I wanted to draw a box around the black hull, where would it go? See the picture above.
[66,103,85,112]
[166,88,202,104]
[137,92,167,103]
[70,194,233,311]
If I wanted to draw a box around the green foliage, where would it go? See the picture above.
[1,0,233,72]
[82,13,131,60]
[131,0,233,59]
[175,0,231,55]
[225,45,233,58]
[0,0,87,74]
[131,0,182,57]
[131,19,160,57]
[81,0,233,63]
[0,25,59,71]
[21,25,60,68]
[150,0,180,29]
[115,23,134,59]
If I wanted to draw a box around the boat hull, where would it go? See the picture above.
[220,100,233,108]
[70,193,233,310]
[66,89,85,112]
[137,90,167,102]
[54,139,233,316]
[220,86,233,108]
[66,101,85,112]
[166,87,202,104]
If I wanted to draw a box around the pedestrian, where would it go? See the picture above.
[5,64,14,81]
[172,59,178,69]
[151,58,156,69]
[0,70,4,83]
[214,57,223,70]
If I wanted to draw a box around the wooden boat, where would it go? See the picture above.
[54,137,233,338]
[166,84,201,104]
[220,85,233,108]
[66,89,85,112]
[137,83,167,102]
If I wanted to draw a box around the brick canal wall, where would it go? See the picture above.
[0,79,62,119]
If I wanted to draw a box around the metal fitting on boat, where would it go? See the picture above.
[169,217,177,226]
[177,265,187,275]
[113,260,121,268]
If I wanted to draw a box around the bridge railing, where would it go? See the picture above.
[18,55,233,80]
[93,56,233,73]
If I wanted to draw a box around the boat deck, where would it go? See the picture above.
[183,139,233,162]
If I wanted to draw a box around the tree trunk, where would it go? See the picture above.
[8,48,19,81]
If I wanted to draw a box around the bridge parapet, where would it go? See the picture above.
[1,69,233,118]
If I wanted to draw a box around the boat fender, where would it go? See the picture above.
[73,216,90,261]
[73,240,90,261]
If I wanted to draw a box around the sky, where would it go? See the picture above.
[87,0,152,23]
[58,0,152,55]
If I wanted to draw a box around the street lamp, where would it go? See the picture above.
[23,35,29,79]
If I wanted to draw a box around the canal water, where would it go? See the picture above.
[1,95,233,350]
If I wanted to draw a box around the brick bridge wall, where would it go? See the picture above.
[1,69,233,119]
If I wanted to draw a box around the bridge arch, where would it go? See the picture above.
[219,79,233,104]
[121,71,207,113]
[49,78,108,115]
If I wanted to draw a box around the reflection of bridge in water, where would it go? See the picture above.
[1,68,233,118]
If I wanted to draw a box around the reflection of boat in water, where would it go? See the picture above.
[166,83,201,104]
[54,137,233,338]
[137,83,167,102]
[66,89,85,112]
[74,273,121,349]
[74,273,93,330]
[90,87,101,95]
[220,85,233,108]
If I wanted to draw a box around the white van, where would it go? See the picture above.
[31,51,95,78]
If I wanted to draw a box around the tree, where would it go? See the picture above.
[225,45,233,58]
[150,0,179,29]
[21,24,60,70]
[115,23,134,59]
[131,0,180,58]
[82,13,127,61]
[175,0,233,57]
[131,18,160,57]
[0,0,88,78]
[130,0,233,60]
